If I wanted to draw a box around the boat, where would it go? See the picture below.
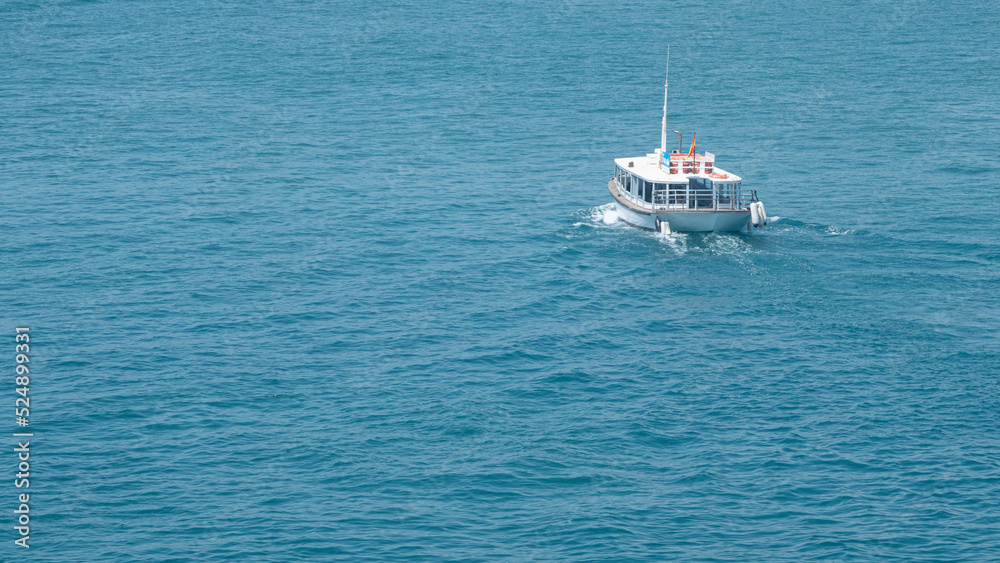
[609,50,766,234]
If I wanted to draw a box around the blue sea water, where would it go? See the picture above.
[3,0,1000,560]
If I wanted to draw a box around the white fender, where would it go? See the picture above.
[756,201,767,226]
[659,220,671,235]
[749,202,760,227]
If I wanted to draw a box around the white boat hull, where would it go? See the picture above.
[613,201,750,233]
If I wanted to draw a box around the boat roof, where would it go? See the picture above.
[614,153,742,183]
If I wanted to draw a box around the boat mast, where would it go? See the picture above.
[660,46,669,154]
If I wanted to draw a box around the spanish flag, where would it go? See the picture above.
[685,133,696,160]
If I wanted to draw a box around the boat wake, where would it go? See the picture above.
[572,203,623,229]
[570,204,758,257]
[602,206,619,225]
[571,206,862,261]
[759,217,864,236]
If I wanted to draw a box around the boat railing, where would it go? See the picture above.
[615,179,756,212]
[616,178,751,212]
[736,191,758,209]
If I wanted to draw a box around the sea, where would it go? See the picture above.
[3,0,1000,560]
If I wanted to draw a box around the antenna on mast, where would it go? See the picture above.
[660,45,669,153]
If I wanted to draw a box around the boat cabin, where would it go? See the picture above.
[613,152,745,211]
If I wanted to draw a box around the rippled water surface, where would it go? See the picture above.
[4,0,1000,560]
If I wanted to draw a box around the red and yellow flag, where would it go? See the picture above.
[685,133,696,159]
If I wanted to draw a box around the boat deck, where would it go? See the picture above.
[608,179,748,215]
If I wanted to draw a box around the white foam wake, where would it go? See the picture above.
[601,205,618,225]
[572,203,619,228]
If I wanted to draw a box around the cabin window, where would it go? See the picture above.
[643,180,653,203]
[668,183,686,205]
[717,182,732,207]
[650,183,664,204]
[690,178,712,209]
